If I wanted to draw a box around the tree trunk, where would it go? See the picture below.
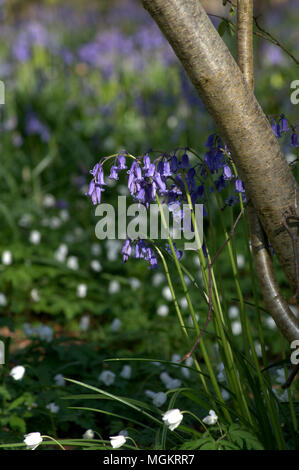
[141,0,299,340]
[236,0,299,342]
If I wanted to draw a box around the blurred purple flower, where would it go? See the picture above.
[25,112,50,142]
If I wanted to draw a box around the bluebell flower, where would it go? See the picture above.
[117,154,127,169]
[96,165,106,186]
[145,163,156,177]
[25,112,50,142]
[109,165,119,180]
[235,178,245,193]
[180,153,190,169]
[143,154,151,171]
[280,115,289,133]
[215,174,226,192]
[133,240,158,269]
[204,148,224,173]
[186,168,196,192]
[135,239,146,259]
[271,120,281,138]
[90,163,100,177]
[291,133,298,147]
[87,181,103,205]
[162,161,172,177]
[157,160,164,175]
[128,161,142,196]
[143,154,155,177]
[191,185,204,205]
[121,239,132,263]
[154,172,167,194]
[205,133,216,148]
[170,155,179,173]
[165,243,183,260]
[223,164,233,180]
[149,252,158,269]
[168,185,183,205]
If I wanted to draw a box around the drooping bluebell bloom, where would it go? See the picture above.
[205,133,223,150]
[168,184,183,205]
[143,154,151,171]
[117,154,127,169]
[162,161,172,177]
[174,174,185,192]
[280,115,289,133]
[128,161,142,196]
[157,160,164,175]
[165,242,183,260]
[180,153,190,169]
[204,148,224,173]
[144,245,158,269]
[121,239,132,263]
[191,185,204,206]
[142,153,153,174]
[144,161,155,177]
[271,120,281,138]
[291,133,299,147]
[235,178,245,193]
[135,163,143,181]
[170,155,179,173]
[149,252,158,269]
[205,133,216,148]
[90,162,100,177]
[135,178,156,207]
[136,186,146,203]
[215,174,226,192]
[109,165,119,180]
[146,181,157,202]
[186,168,196,192]
[87,162,107,204]
[223,164,233,180]
[94,165,106,186]
[154,172,167,194]
[25,112,50,142]
[135,239,146,259]
[87,181,103,205]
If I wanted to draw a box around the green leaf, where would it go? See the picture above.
[218,20,228,38]
[200,439,217,450]
[8,415,26,433]
[180,438,209,450]
[228,424,264,450]
[0,386,11,401]
[228,22,236,36]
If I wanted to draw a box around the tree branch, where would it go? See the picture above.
[236,1,299,343]
[141,0,299,317]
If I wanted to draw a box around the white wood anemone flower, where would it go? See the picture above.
[10,365,25,381]
[202,409,218,425]
[162,408,183,431]
[83,429,95,439]
[109,435,127,449]
[24,432,43,450]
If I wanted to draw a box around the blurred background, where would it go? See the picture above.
[0,0,298,443]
